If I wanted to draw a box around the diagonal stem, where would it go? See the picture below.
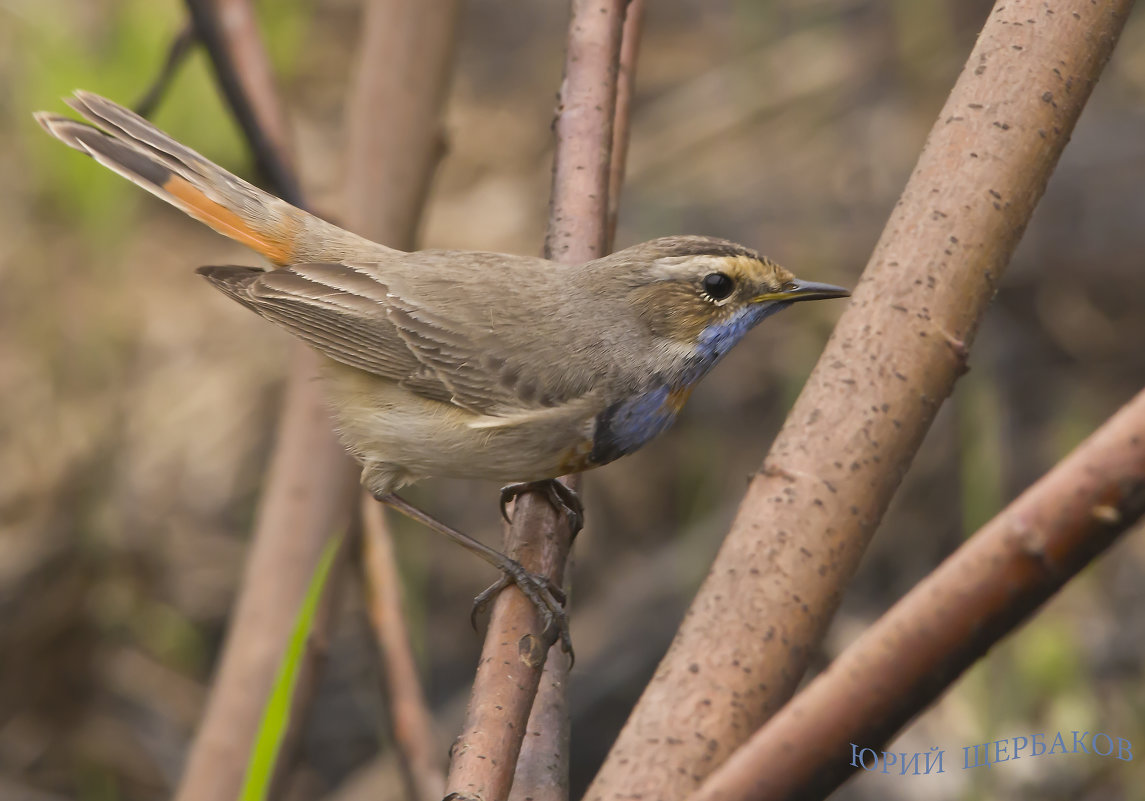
[688,385,1145,801]
[586,0,1139,798]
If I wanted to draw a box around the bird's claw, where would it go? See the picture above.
[470,560,573,664]
[499,479,584,536]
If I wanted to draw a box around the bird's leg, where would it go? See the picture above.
[373,492,571,657]
[499,478,584,538]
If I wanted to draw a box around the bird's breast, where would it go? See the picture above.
[584,383,694,468]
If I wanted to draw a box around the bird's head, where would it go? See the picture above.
[610,236,849,362]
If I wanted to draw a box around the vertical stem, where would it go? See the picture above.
[444,2,631,800]
[510,4,646,799]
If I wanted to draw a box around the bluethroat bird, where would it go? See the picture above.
[37,92,849,653]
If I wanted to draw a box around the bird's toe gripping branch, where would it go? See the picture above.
[499,478,585,538]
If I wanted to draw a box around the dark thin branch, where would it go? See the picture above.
[586,1,1138,799]
[134,22,197,118]
[181,0,302,205]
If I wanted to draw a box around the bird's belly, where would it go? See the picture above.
[320,361,597,491]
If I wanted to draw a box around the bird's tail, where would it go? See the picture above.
[35,91,387,265]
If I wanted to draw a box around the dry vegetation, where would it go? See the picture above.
[2,1,1144,799]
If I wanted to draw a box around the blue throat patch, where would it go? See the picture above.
[687,301,790,382]
[589,301,791,466]
[589,384,679,466]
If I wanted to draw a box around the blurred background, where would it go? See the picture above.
[2,0,1145,799]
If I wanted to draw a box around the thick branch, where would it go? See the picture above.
[343,0,458,250]
[176,351,358,801]
[689,386,1145,801]
[172,3,359,800]
[585,1,1137,799]
[444,2,629,800]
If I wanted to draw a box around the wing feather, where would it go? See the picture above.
[198,257,600,414]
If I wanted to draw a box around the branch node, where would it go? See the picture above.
[1090,504,1121,525]
[519,634,548,667]
[757,463,836,494]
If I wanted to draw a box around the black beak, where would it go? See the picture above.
[753,279,851,304]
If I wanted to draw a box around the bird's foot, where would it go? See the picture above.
[471,562,573,663]
[374,491,574,662]
[499,479,584,537]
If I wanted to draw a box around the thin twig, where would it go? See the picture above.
[689,386,1145,801]
[541,0,626,266]
[444,3,629,800]
[181,0,302,204]
[360,496,445,801]
[605,0,645,251]
[445,493,579,801]
[585,1,1138,799]
[134,22,197,118]
[508,656,572,801]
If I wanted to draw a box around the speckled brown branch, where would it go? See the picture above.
[508,657,572,801]
[689,386,1145,801]
[443,2,629,800]
[361,496,446,801]
[508,7,645,800]
[172,3,360,800]
[586,1,1138,799]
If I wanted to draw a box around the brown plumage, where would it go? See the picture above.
[37,92,849,650]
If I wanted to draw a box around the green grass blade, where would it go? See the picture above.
[239,534,343,801]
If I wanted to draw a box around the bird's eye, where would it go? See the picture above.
[701,272,735,301]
